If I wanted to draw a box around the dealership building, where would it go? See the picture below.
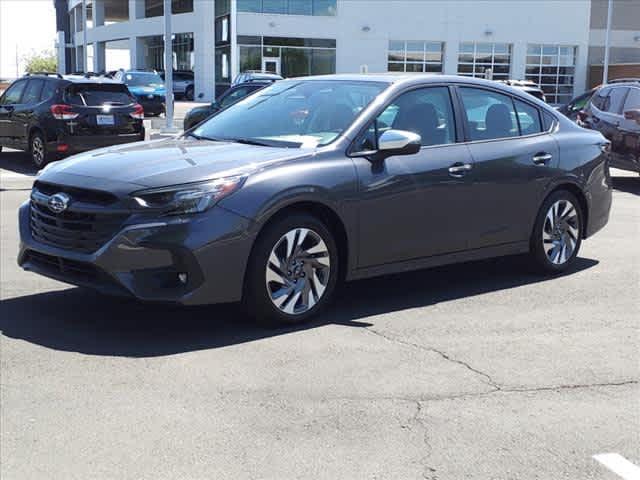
[54,0,640,104]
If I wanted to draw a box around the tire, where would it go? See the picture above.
[29,131,48,168]
[243,213,339,326]
[529,190,584,274]
[185,85,194,101]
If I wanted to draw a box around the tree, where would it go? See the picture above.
[23,50,57,74]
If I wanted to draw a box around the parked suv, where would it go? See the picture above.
[113,70,166,116]
[232,71,283,86]
[183,79,278,130]
[0,73,145,167]
[19,75,611,325]
[160,70,195,101]
[580,80,640,173]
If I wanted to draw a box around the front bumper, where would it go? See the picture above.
[18,202,255,305]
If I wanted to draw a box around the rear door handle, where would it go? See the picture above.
[532,153,552,165]
[448,163,473,177]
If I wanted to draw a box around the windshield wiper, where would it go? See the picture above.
[183,131,222,141]
[227,137,275,147]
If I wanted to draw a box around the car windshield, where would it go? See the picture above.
[125,73,164,87]
[194,80,389,148]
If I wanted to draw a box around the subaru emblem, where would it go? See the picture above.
[48,192,71,214]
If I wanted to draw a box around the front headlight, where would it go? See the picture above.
[131,175,246,215]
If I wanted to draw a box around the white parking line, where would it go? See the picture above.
[593,453,640,480]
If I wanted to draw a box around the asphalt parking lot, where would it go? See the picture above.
[0,147,638,479]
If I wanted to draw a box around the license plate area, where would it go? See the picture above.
[96,114,115,126]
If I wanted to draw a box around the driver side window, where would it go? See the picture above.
[354,86,456,151]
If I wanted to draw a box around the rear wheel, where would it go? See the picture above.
[244,213,339,326]
[529,190,583,273]
[29,131,48,168]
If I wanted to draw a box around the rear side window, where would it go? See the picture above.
[0,80,27,105]
[623,88,640,111]
[459,87,518,141]
[64,84,135,106]
[40,81,57,102]
[542,111,556,131]
[605,87,629,114]
[22,79,45,105]
[513,99,542,135]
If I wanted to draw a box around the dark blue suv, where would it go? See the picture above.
[113,70,166,117]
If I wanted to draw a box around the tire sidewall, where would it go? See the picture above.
[30,132,47,168]
[244,214,339,326]
[531,190,584,273]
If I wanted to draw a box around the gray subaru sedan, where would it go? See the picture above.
[18,74,612,325]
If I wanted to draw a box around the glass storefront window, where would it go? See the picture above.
[143,33,194,72]
[238,0,337,16]
[457,42,512,80]
[387,41,444,74]
[525,44,577,105]
[238,36,336,78]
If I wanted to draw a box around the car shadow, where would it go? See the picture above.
[611,175,640,196]
[0,150,38,177]
[0,255,598,358]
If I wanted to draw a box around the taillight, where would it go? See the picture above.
[130,104,144,120]
[50,104,79,120]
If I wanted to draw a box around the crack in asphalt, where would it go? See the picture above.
[364,327,639,398]
[365,327,500,390]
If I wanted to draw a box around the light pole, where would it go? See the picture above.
[602,0,613,85]
[163,0,176,132]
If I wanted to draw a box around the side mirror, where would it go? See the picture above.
[624,109,640,124]
[377,129,422,157]
[210,101,220,111]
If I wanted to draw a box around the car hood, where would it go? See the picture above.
[40,138,314,191]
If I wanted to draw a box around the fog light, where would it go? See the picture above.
[178,273,188,284]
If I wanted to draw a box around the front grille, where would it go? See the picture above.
[26,250,100,280]
[34,181,118,206]
[30,191,129,254]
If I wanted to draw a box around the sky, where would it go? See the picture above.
[0,0,57,79]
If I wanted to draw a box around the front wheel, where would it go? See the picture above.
[244,214,339,326]
[30,132,48,168]
[529,190,583,273]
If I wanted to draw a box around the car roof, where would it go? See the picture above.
[284,73,549,96]
[61,75,123,84]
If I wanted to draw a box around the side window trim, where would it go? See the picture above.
[453,84,550,143]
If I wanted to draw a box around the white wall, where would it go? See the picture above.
[238,0,592,93]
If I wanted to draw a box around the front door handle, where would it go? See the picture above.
[532,152,552,165]
[448,163,473,177]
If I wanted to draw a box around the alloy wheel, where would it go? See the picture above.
[265,228,331,315]
[542,199,580,265]
[31,136,45,166]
